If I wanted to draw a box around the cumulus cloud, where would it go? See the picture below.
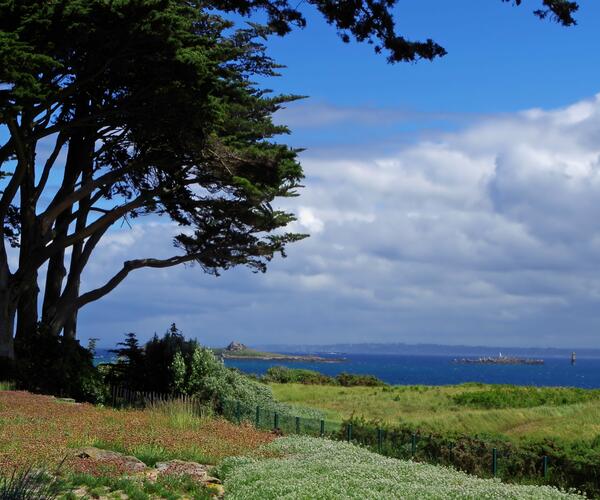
[79,94,600,348]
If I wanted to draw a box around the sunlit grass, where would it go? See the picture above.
[270,383,600,442]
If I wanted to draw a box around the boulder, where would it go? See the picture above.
[75,447,147,474]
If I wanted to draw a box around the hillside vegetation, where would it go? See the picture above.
[270,383,600,443]
[1,388,583,499]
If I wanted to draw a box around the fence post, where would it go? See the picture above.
[347,423,352,443]
[274,412,279,430]
[236,401,241,424]
[295,416,300,434]
[255,406,260,427]
[492,448,497,477]
[543,455,549,480]
[377,428,383,454]
[411,433,417,457]
[320,419,325,437]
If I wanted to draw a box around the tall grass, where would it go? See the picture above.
[0,466,61,500]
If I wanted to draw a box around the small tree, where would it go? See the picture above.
[170,351,187,394]
[109,332,144,389]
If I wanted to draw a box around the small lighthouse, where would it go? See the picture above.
[571,352,576,365]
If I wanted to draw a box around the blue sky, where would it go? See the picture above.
[7,1,600,349]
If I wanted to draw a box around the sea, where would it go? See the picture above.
[224,354,600,388]
[95,349,600,388]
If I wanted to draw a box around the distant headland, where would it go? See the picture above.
[211,341,344,363]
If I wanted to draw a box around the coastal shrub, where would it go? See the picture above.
[263,366,386,387]
[263,366,334,385]
[453,386,600,409]
[336,372,386,387]
[216,435,582,499]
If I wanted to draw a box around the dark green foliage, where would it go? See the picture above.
[263,366,386,387]
[107,326,291,414]
[106,324,198,394]
[263,366,334,385]
[0,466,61,500]
[337,372,386,387]
[143,324,199,394]
[453,385,600,409]
[13,329,106,403]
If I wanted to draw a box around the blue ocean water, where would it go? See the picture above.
[224,354,600,388]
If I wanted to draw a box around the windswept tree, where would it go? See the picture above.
[0,0,578,360]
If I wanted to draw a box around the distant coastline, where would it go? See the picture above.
[255,342,599,359]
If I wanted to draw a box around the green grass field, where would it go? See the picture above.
[270,383,600,443]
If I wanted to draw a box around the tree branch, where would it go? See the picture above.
[76,254,199,310]
[33,132,67,203]
[0,120,30,218]
[39,164,132,232]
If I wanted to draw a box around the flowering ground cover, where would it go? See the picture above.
[217,435,585,499]
[0,390,274,472]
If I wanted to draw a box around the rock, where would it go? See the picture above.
[75,447,147,473]
[155,459,211,481]
[225,341,247,352]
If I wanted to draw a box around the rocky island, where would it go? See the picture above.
[453,353,544,365]
[212,341,343,362]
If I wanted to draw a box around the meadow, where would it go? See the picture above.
[270,382,600,443]
[0,391,275,471]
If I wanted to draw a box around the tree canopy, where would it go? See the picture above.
[0,0,579,360]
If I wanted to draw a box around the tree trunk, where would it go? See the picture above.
[42,133,89,331]
[14,137,39,343]
[0,260,15,359]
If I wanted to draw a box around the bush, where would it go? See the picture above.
[262,366,387,387]
[14,329,106,403]
[336,372,386,387]
[263,366,334,385]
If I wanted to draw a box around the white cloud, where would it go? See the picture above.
[79,94,600,348]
